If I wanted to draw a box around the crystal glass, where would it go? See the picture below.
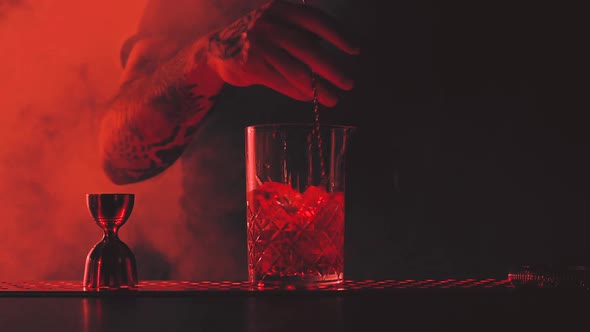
[245,123,355,289]
[83,193,138,291]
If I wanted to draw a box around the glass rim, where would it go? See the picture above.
[86,193,135,196]
[245,123,356,132]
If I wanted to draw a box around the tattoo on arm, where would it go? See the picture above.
[102,5,268,185]
[102,80,218,185]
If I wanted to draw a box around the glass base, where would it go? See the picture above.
[251,273,344,290]
[83,285,138,292]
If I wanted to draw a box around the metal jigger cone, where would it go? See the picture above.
[83,193,138,291]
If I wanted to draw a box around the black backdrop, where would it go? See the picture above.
[329,0,589,280]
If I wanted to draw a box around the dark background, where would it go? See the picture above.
[3,0,587,282]
[325,0,590,280]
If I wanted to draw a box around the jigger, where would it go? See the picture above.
[83,193,138,291]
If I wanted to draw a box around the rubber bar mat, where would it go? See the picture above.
[0,279,514,296]
[508,265,590,290]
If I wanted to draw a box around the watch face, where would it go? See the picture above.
[508,264,590,290]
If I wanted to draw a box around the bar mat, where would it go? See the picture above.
[0,279,513,296]
[508,265,590,290]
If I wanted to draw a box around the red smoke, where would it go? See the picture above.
[0,0,193,281]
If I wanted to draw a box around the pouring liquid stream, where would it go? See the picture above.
[302,0,326,184]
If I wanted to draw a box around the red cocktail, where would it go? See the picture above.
[247,181,345,288]
[245,124,354,289]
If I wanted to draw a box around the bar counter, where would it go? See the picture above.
[1,279,588,332]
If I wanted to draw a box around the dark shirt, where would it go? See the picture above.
[121,0,590,281]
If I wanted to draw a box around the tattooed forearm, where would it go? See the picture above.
[150,83,204,121]
[101,80,219,184]
[100,4,268,185]
[100,49,225,184]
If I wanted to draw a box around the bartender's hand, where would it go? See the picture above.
[206,0,360,107]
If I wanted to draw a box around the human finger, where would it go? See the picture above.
[245,47,311,102]
[252,36,340,107]
[255,19,354,91]
[265,1,360,55]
